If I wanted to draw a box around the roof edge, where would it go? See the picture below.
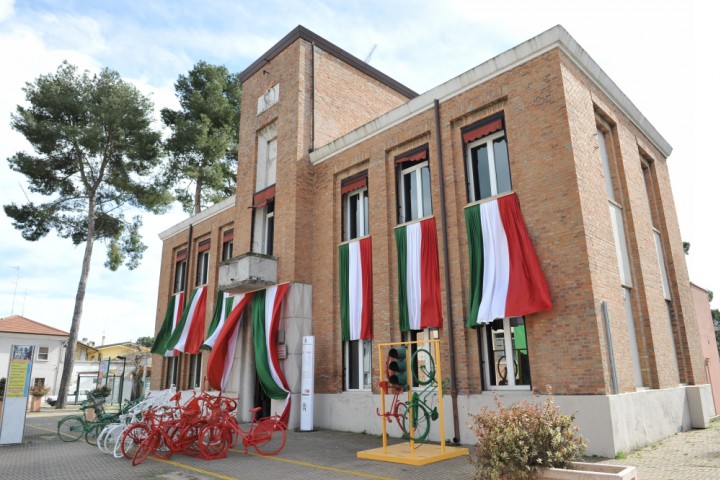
[158,196,235,241]
[310,25,672,165]
[238,25,418,99]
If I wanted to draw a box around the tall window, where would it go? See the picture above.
[166,357,179,388]
[396,147,431,224]
[597,126,643,388]
[174,249,187,293]
[36,346,49,361]
[196,240,210,286]
[479,318,530,389]
[256,123,277,192]
[188,353,202,389]
[342,172,369,241]
[463,116,511,202]
[252,199,274,255]
[344,340,372,391]
[222,229,234,261]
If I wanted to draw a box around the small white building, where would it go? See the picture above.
[0,315,69,400]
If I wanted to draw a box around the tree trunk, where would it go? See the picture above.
[194,179,202,215]
[55,198,96,409]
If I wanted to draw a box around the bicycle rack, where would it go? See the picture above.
[357,339,468,466]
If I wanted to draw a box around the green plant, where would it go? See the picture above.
[0,377,6,398]
[89,385,111,399]
[29,384,51,397]
[467,390,586,480]
[615,451,627,460]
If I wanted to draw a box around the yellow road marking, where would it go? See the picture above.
[26,424,59,434]
[149,457,239,480]
[229,448,399,480]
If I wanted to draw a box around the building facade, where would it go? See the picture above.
[151,25,713,456]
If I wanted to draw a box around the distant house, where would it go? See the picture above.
[0,315,69,400]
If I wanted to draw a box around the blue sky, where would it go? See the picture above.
[0,0,716,344]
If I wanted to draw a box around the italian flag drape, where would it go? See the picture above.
[164,286,208,354]
[252,283,291,425]
[465,193,552,326]
[206,293,253,391]
[339,236,373,341]
[395,216,442,332]
[150,292,184,356]
[203,291,243,350]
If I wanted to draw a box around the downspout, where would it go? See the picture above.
[178,223,193,389]
[433,99,460,443]
[310,42,316,153]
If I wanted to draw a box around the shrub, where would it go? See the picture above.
[29,384,51,397]
[89,385,111,399]
[467,390,586,480]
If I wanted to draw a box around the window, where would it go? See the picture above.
[37,346,49,361]
[222,229,234,261]
[596,125,643,387]
[256,123,277,192]
[188,354,202,389]
[464,117,511,202]
[174,249,187,293]
[165,357,179,388]
[344,339,372,390]
[196,240,210,286]
[479,317,530,389]
[341,172,369,241]
[252,200,274,255]
[396,147,431,224]
[34,377,45,387]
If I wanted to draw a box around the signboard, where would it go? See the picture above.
[300,336,315,432]
[0,345,34,445]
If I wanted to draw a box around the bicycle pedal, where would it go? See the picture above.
[431,410,438,421]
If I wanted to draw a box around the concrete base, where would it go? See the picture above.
[357,442,468,466]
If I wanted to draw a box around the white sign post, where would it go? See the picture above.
[0,345,35,445]
[300,336,315,432]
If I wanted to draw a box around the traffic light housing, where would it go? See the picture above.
[387,346,408,389]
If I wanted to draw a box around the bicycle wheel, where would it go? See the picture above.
[395,402,409,436]
[198,424,229,458]
[252,417,286,456]
[401,402,431,443]
[98,423,120,454]
[57,416,85,442]
[132,432,160,466]
[412,348,436,386]
[121,423,149,459]
[85,422,104,446]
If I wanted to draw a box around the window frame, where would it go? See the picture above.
[188,353,202,389]
[398,159,432,224]
[465,129,511,203]
[343,187,369,241]
[165,356,180,389]
[36,346,49,361]
[343,339,372,391]
[256,123,278,192]
[173,257,187,294]
[221,231,234,261]
[195,248,210,286]
[479,317,531,391]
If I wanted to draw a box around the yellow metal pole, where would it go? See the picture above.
[379,343,388,451]
[434,338,446,453]
[406,340,415,454]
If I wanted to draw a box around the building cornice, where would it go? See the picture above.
[158,196,235,241]
[309,25,671,165]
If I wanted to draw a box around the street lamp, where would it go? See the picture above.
[116,356,127,405]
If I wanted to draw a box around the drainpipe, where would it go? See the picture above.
[310,42,316,153]
[601,301,620,394]
[433,99,460,443]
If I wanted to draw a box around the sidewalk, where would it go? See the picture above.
[5,410,720,479]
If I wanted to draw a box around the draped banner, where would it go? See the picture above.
[395,217,442,332]
[203,291,242,350]
[151,292,184,356]
[465,193,552,326]
[206,293,253,391]
[252,283,291,425]
[165,286,208,354]
[339,236,373,341]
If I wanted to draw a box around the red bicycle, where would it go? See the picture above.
[198,406,287,457]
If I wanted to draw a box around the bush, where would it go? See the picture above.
[89,385,111,399]
[468,390,586,480]
[29,384,51,397]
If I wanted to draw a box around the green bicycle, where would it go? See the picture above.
[57,395,122,445]
[401,348,438,443]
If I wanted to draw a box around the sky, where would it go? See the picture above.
[0,0,717,345]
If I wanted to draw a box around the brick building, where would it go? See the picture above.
[150,25,714,456]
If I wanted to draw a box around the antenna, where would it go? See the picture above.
[21,288,27,316]
[364,44,378,64]
[10,266,20,315]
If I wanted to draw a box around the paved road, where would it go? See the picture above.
[3,408,720,479]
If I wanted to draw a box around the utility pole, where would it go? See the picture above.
[9,266,20,315]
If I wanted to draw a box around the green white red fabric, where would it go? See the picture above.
[206,292,253,391]
[252,283,291,425]
[203,292,243,350]
[339,236,373,341]
[164,286,207,354]
[150,292,184,356]
[464,193,552,326]
[395,217,442,332]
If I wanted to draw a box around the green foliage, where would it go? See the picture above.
[161,61,242,214]
[683,241,690,255]
[708,290,714,303]
[0,378,5,398]
[136,336,154,348]
[89,385,111,398]
[3,61,171,270]
[615,451,627,460]
[468,391,586,480]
